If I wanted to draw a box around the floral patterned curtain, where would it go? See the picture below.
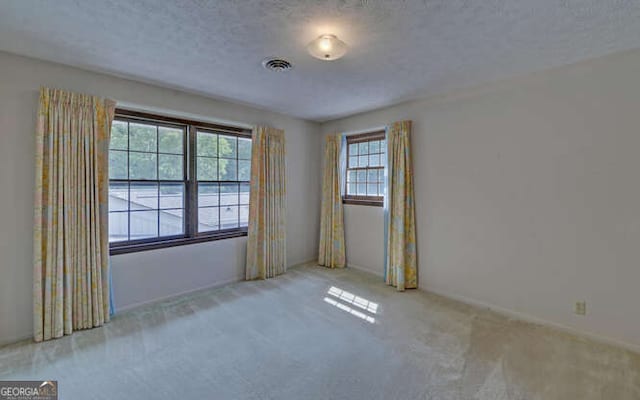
[33,87,116,342]
[318,134,346,268]
[384,121,417,291]
[245,126,287,280]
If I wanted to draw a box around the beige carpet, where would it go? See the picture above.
[1,264,639,399]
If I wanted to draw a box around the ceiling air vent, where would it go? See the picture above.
[262,57,293,72]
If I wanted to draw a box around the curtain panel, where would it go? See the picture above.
[33,87,116,342]
[245,126,287,280]
[318,134,346,268]
[384,121,418,291]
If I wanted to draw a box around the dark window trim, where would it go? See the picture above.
[109,109,252,255]
[109,229,248,255]
[343,198,384,207]
[346,130,385,143]
[115,108,252,137]
[343,130,386,207]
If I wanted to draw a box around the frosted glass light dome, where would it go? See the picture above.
[307,34,348,61]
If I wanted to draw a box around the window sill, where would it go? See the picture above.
[342,198,383,207]
[109,229,248,255]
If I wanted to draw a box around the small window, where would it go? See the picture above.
[108,110,252,254]
[344,131,385,206]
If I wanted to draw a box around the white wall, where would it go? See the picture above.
[343,204,384,276]
[0,51,322,345]
[111,238,247,311]
[322,49,640,350]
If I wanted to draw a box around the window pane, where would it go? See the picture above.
[130,182,158,210]
[347,182,356,195]
[198,207,219,232]
[158,126,183,154]
[221,206,239,229]
[238,137,251,159]
[198,183,219,207]
[160,183,184,209]
[129,123,157,152]
[348,143,358,156]
[130,210,158,240]
[358,155,368,167]
[197,132,218,157]
[129,152,157,180]
[379,182,385,196]
[197,157,218,181]
[218,135,237,159]
[369,140,380,153]
[239,205,249,227]
[240,183,250,204]
[158,154,183,180]
[109,212,128,242]
[357,183,366,195]
[219,159,237,181]
[220,183,239,206]
[347,170,356,182]
[357,170,366,183]
[160,209,183,236]
[110,120,128,150]
[358,142,368,155]
[367,183,378,196]
[369,153,380,167]
[109,183,128,212]
[109,150,128,179]
[367,169,378,183]
[238,160,251,181]
[348,156,358,168]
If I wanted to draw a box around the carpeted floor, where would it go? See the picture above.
[1,264,639,399]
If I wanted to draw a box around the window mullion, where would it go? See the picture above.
[156,125,160,238]
[127,121,131,241]
[217,135,221,232]
[187,125,198,238]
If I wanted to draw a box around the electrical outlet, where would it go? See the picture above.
[575,301,586,316]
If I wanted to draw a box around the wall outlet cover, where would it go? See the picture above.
[575,301,587,316]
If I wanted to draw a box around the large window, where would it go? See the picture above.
[344,131,386,206]
[108,110,251,254]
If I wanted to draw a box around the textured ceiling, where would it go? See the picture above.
[1,0,639,121]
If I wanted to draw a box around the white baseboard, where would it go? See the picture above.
[13,261,636,355]
[289,259,318,269]
[0,332,32,347]
[424,285,640,355]
[117,259,319,314]
[348,263,384,277]
[115,276,244,314]
[0,260,328,346]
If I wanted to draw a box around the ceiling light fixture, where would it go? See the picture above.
[307,34,348,61]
